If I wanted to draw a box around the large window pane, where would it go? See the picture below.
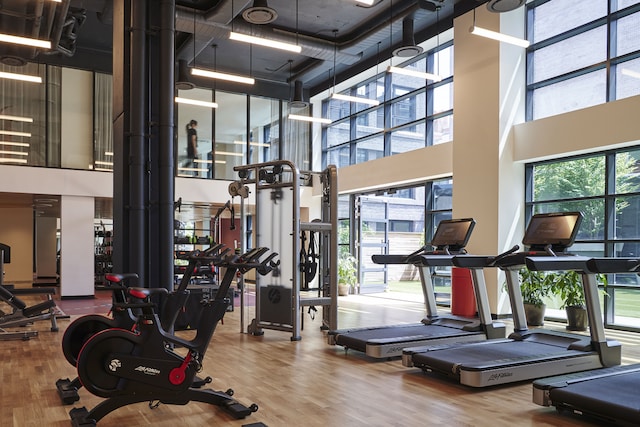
[615,196,640,239]
[355,135,383,164]
[616,0,640,12]
[531,0,607,43]
[248,96,278,165]
[327,145,350,168]
[433,82,453,114]
[355,107,383,139]
[326,120,350,148]
[390,58,427,94]
[390,91,425,127]
[214,91,245,180]
[390,122,425,154]
[533,156,605,201]
[177,87,215,178]
[327,97,350,121]
[616,149,640,193]
[532,26,607,83]
[616,11,640,56]
[432,115,453,145]
[532,69,606,120]
[432,179,453,210]
[434,46,454,79]
[615,57,640,100]
[94,73,113,172]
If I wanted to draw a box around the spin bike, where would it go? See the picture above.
[56,244,229,404]
[69,247,278,426]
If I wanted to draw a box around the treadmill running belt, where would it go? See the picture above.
[335,324,478,353]
[550,371,640,425]
[413,340,587,373]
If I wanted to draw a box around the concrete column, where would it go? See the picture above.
[452,7,527,315]
[60,195,94,297]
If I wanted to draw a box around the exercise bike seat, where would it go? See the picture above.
[127,287,169,300]
[105,273,139,285]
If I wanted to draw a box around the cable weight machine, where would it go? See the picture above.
[231,160,338,341]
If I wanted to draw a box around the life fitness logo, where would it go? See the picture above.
[108,359,122,372]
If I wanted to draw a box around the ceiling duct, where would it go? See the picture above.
[486,0,526,13]
[176,59,195,90]
[392,17,423,57]
[242,0,278,25]
[289,80,308,108]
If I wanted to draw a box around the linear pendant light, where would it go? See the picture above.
[175,96,218,109]
[331,92,380,106]
[0,71,42,83]
[191,67,255,85]
[469,8,529,48]
[229,31,302,53]
[0,114,33,123]
[387,66,442,82]
[0,33,51,49]
[288,114,332,124]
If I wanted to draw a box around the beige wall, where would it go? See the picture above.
[0,207,33,287]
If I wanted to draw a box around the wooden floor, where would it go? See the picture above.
[2,291,640,427]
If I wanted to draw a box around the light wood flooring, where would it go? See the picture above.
[2,291,640,427]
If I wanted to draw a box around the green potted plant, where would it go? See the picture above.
[519,268,555,326]
[338,253,358,296]
[551,270,607,331]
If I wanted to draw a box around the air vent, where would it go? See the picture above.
[289,80,308,109]
[242,0,278,25]
[392,18,423,58]
[486,0,526,13]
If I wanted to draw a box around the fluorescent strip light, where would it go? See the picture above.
[234,140,271,147]
[105,151,114,156]
[229,31,302,53]
[177,166,209,172]
[216,151,244,157]
[191,68,255,85]
[194,159,213,164]
[0,141,29,147]
[0,33,51,49]
[215,160,227,164]
[175,96,218,109]
[95,160,113,166]
[94,167,113,172]
[288,114,332,124]
[621,68,640,79]
[0,71,42,83]
[387,66,443,82]
[331,93,380,106]
[355,0,375,4]
[470,26,530,48]
[0,150,28,156]
[0,114,33,123]
[0,158,27,164]
[0,130,31,137]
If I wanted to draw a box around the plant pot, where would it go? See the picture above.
[338,283,350,296]
[524,303,546,326]
[566,305,588,331]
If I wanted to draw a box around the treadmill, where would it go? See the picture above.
[404,212,622,387]
[531,257,640,426]
[328,218,506,359]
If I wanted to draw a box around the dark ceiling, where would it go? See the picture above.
[0,0,494,100]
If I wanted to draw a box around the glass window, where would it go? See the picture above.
[214,91,245,180]
[532,26,607,84]
[248,96,278,165]
[94,73,113,172]
[177,87,215,178]
[616,0,640,12]
[355,135,384,164]
[327,97,350,121]
[532,69,606,120]
[432,115,453,145]
[326,120,351,148]
[327,144,350,168]
[434,46,454,79]
[390,91,425,128]
[533,156,605,201]
[355,106,384,139]
[390,57,427,92]
[616,11,640,56]
[616,149,640,193]
[433,82,453,114]
[390,122,426,154]
[615,57,640,100]
[354,76,384,113]
[531,0,607,43]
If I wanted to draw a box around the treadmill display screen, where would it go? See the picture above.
[430,218,476,251]
[522,212,583,251]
